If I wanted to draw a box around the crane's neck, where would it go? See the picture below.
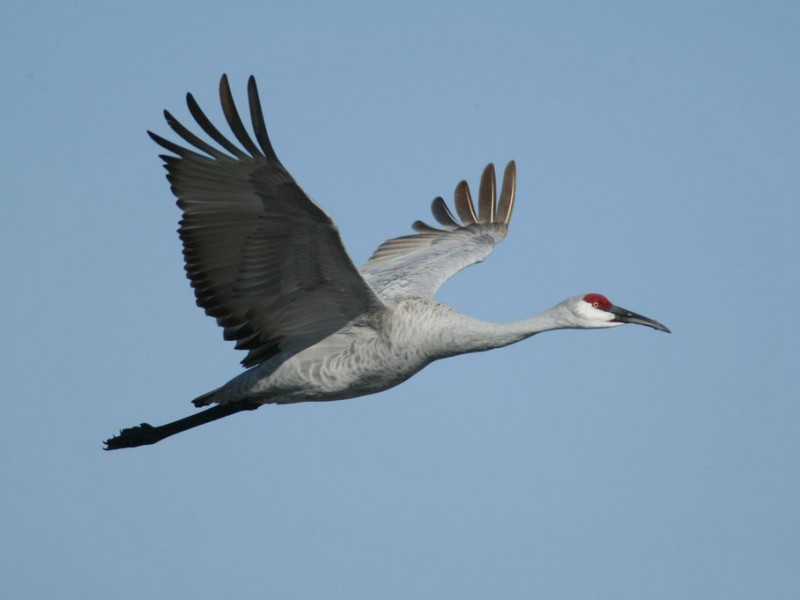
[420,301,576,357]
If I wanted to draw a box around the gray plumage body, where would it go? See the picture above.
[207,298,556,406]
[213,298,453,405]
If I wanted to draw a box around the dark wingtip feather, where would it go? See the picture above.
[411,220,444,233]
[496,160,516,225]
[431,196,460,229]
[162,109,225,158]
[478,163,497,223]
[454,180,478,225]
[219,74,263,158]
[148,129,196,159]
[185,84,246,158]
[247,75,281,163]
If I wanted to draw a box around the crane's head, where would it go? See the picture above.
[561,293,671,333]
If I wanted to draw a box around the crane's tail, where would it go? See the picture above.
[191,386,222,407]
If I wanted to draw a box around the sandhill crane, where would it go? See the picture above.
[104,75,669,450]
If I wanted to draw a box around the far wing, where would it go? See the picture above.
[361,161,516,300]
[150,75,384,368]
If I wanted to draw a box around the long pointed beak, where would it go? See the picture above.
[609,305,671,333]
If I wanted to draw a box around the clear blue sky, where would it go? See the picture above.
[2,1,799,598]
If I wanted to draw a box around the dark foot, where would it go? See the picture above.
[104,423,160,450]
[103,402,261,450]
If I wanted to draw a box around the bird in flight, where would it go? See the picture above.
[104,75,669,450]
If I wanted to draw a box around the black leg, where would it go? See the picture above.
[104,401,260,450]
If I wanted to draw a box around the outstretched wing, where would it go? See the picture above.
[149,74,384,368]
[361,161,516,300]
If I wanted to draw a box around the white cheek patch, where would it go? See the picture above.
[576,301,620,328]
